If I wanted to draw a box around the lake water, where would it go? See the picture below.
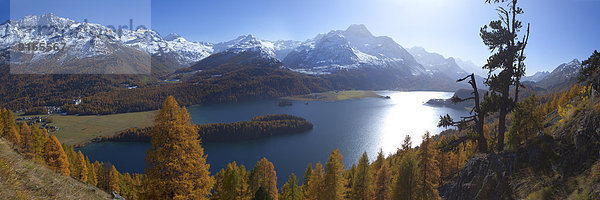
[80,91,468,186]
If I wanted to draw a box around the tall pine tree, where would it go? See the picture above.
[44,135,70,176]
[109,165,120,193]
[144,96,214,199]
[87,157,98,186]
[481,0,530,151]
[374,161,392,200]
[33,128,49,163]
[302,163,314,200]
[351,152,373,200]
[214,161,251,200]
[306,163,324,200]
[19,123,35,159]
[280,173,303,200]
[76,150,88,182]
[393,148,420,200]
[417,132,441,200]
[322,149,347,200]
[250,158,278,200]
[0,108,5,137]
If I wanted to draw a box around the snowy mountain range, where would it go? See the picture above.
[0,13,487,90]
[0,13,213,74]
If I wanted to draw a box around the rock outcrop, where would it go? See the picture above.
[440,102,600,200]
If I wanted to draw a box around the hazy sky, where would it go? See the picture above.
[2,0,599,75]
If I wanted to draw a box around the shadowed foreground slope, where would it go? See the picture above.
[0,138,111,199]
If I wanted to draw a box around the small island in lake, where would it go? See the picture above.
[95,114,313,143]
[282,90,385,101]
[278,101,293,106]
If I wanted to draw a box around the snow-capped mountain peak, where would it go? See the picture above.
[537,58,582,89]
[164,33,184,41]
[213,34,276,58]
[553,59,581,75]
[282,24,423,75]
[17,13,76,28]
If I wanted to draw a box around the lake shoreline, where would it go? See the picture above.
[80,91,468,187]
[52,90,456,147]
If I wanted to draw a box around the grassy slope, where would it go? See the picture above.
[48,110,156,145]
[282,90,383,101]
[0,138,110,199]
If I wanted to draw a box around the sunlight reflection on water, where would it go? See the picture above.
[378,91,455,155]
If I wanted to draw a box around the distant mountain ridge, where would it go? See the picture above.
[180,24,468,90]
[522,71,550,82]
[1,14,492,91]
[407,46,486,89]
[0,13,298,74]
[536,59,581,90]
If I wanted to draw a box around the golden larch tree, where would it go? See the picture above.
[301,164,313,200]
[33,128,50,163]
[393,149,420,200]
[144,96,215,200]
[0,108,5,137]
[19,123,35,159]
[62,144,78,178]
[6,126,20,146]
[44,135,70,176]
[87,157,98,186]
[213,161,252,200]
[280,173,303,200]
[322,149,346,200]
[351,152,372,200]
[417,132,441,200]
[76,150,88,182]
[306,162,324,200]
[374,161,392,200]
[2,109,20,146]
[250,157,278,200]
[109,165,120,193]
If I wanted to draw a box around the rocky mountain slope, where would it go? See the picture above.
[537,59,581,91]
[440,73,600,199]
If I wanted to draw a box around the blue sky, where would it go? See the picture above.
[2,0,599,75]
